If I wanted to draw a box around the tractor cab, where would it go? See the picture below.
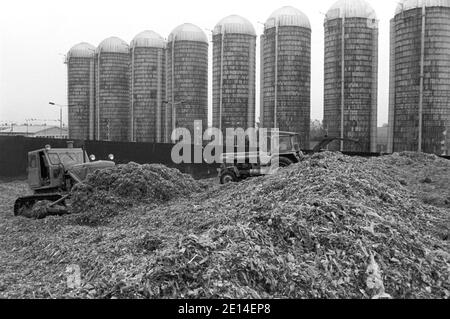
[221,131,303,165]
[27,144,115,192]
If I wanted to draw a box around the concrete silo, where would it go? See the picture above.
[323,0,378,152]
[262,6,311,148]
[388,0,450,155]
[95,37,130,142]
[130,31,166,143]
[166,23,209,143]
[212,15,257,135]
[66,43,96,140]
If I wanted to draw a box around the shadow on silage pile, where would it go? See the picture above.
[69,162,205,226]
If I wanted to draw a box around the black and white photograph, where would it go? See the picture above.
[0,0,449,307]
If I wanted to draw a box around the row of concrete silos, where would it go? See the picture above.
[323,0,450,154]
[66,10,313,146]
[66,0,450,154]
[66,25,208,143]
[324,0,450,154]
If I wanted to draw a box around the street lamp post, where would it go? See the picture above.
[49,102,66,139]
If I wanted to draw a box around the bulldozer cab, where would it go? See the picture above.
[27,146,86,191]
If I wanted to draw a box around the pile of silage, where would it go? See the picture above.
[114,152,449,299]
[70,162,204,225]
[1,153,448,299]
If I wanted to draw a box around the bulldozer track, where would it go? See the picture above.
[14,194,65,217]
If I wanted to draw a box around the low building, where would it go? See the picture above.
[0,125,68,139]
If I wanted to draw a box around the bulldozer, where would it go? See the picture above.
[14,142,115,218]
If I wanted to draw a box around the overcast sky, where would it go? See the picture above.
[0,0,399,127]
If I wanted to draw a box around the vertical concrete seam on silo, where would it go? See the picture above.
[418,4,426,152]
[274,20,279,129]
[340,16,346,152]
[165,46,169,143]
[171,36,176,140]
[248,36,256,129]
[89,59,95,140]
[130,47,135,142]
[260,35,265,129]
[66,58,69,137]
[156,49,162,143]
[96,49,101,141]
[219,28,225,132]
[388,19,396,153]
[371,24,379,153]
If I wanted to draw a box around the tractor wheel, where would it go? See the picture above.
[220,171,237,185]
[269,157,294,174]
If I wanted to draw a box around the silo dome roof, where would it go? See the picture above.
[326,0,377,20]
[213,15,256,36]
[395,0,450,15]
[67,42,96,58]
[168,23,208,43]
[96,37,129,54]
[131,30,165,48]
[265,6,311,30]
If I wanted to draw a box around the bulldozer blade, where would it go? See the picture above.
[14,194,66,218]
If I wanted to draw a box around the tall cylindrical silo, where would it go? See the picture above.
[389,0,450,155]
[166,23,209,143]
[212,15,257,135]
[66,42,96,140]
[323,0,378,152]
[262,6,311,148]
[95,37,130,142]
[130,31,166,143]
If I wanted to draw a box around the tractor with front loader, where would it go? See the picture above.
[218,132,362,184]
[14,142,115,218]
[218,131,304,184]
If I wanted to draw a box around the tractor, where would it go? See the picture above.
[218,133,363,184]
[218,131,304,184]
[14,142,115,218]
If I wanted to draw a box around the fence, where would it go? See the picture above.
[0,136,448,180]
[0,136,219,180]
